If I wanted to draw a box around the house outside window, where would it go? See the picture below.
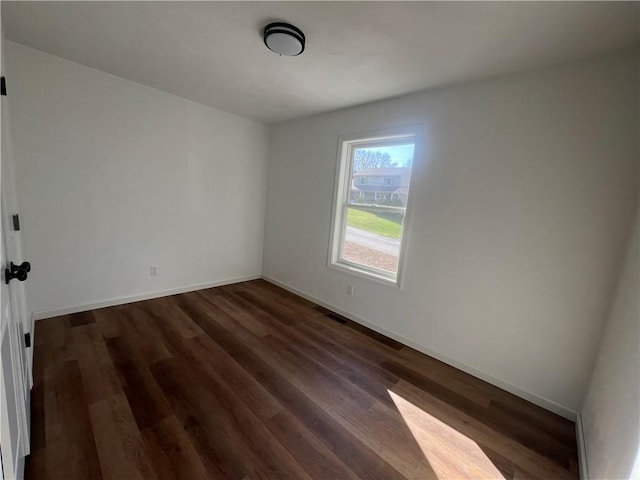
[329,127,418,285]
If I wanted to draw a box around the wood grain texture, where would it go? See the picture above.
[25,279,578,480]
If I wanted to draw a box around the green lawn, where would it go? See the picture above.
[347,208,402,239]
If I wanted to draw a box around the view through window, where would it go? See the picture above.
[330,132,416,283]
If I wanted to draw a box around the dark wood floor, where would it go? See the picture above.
[26,279,579,480]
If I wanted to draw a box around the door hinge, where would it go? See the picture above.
[1,76,6,96]
[24,332,31,348]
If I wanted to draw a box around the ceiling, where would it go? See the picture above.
[2,1,638,124]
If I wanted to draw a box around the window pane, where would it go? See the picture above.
[342,206,405,274]
[350,144,414,209]
[342,143,414,276]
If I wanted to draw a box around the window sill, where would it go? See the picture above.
[328,261,400,288]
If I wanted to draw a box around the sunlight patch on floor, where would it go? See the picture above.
[388,389,505,480]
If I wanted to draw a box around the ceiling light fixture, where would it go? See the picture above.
[263,22,305,57]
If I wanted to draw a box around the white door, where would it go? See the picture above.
[1,63,32,391]
[0,25,31,480]
[0,213,30,479]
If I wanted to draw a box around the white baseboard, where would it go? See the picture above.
[576,413,590,480]
[32,274,261,320]
[262,275,579,422]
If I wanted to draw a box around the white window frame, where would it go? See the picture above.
[328,126,419,287]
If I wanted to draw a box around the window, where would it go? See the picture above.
[329,128,417,285]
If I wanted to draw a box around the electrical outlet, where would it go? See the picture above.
[347,285,354,296]
[150,265,158,276]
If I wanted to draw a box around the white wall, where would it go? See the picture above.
[581,214,639,480]
[263,51,639,414]
[5,42,268,316]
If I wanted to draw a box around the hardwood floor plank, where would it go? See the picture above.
[197,289,272,337]
[35,315,72,346]
[69,310,96,327]
[390,379,574,479]
[89,393,158,480]
[43,360,102,480]
[187,334,283,419]
[171,300,396,478]
[93,306,125,339]
[149,357,243,479]
[72,324,122,404]
[105,335,172,429]
[344,320,405,350]
[151,355,313,480]
[33,315,75,382]
[203,309,379,417]
[382,359,574,469]
[145,295,205,339]
[24,448,46,480]
[237,334,434,479]
[217,285,298,327]
[480,446,517,480]
[28,279,579,480]
[395,344,575,441]
[203,287,401,409]
[489,398,577,449]
[385,388,505,479]
[117,306,174,365]
[28,385,46,457]
[296,319,401,385]
[296,306,494,409]
[265,409,362,480]
[273,329,399,408]
[141,416,210,480]
[173,300,408,480]
[139,296,283,422]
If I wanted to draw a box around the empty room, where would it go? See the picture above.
[0,2,638,479]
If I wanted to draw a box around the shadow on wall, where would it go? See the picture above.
[581,217,639,480]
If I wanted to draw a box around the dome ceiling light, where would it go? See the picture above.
[263,22,305,57]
